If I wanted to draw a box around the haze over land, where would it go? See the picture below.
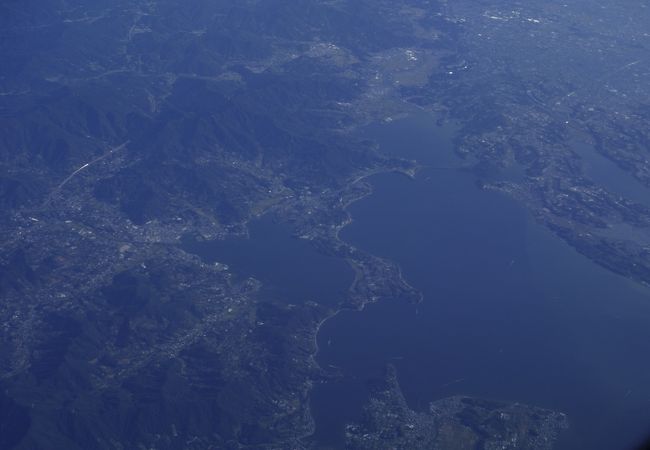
[1,0,650,449]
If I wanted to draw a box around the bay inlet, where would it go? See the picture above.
[311,112,650,450]
[183,111,650,450]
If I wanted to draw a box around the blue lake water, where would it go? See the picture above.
[184,112,650,450]
[572,139,650,207]
[181,217,353,307]
[311,112,650,450]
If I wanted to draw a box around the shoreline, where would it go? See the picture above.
[303,162,424,446]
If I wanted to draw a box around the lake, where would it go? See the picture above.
[572,138,650,207]
[311,112,650,450]
[181,217,353,307]
[184,111,650,450]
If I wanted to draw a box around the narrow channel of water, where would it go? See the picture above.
[311,112,650,450]
[572,139,650,206]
